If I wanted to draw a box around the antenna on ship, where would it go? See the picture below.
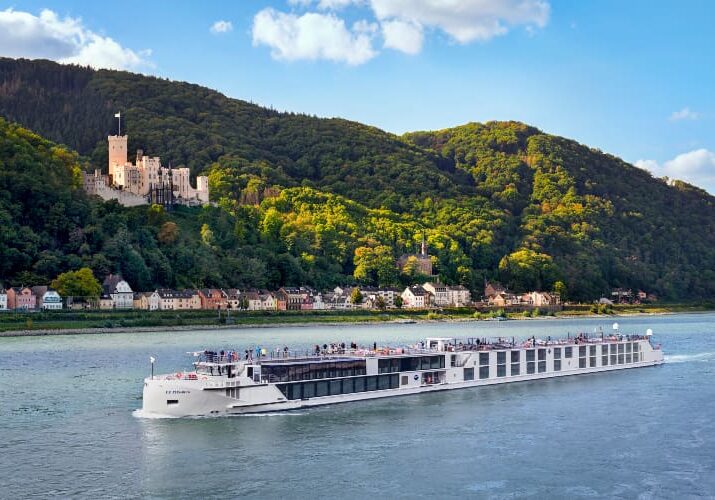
[150,356,155,379]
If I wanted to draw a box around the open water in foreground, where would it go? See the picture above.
[1,314,714,499]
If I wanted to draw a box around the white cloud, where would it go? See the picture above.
[252,8,377,65]
[669,107,699,121]
[369,0,550,43]
[382,19,423,54]
[210,20,233,34]
[636,149,715,193]
[253,1,549,63]
[0,8,151,70]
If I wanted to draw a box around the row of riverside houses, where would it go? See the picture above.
[482,282,561,308]
[0,286,62,311]
[0,277,472,312]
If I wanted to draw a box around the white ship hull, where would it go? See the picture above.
[141,337,664,417]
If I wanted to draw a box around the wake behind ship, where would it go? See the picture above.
[140,330,664,417]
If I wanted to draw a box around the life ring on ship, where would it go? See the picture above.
[176,372,183,379]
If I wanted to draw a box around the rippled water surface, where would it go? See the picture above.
[1,314,714,498]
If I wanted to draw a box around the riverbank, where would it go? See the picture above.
[0,303,712,337]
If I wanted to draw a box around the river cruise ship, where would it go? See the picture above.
[141,330,664,417]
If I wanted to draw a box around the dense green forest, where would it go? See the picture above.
[1,57,715,301]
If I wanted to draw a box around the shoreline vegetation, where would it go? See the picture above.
[0,304,712,338]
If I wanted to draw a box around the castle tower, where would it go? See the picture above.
[108,135,128,181]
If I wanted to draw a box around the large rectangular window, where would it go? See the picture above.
[618,343,625,354]
[497,352,507,364]
[511,351,520,363]
[464,368,474,381]
[626,343,632,353]
[316,381,329,397]
[378,375,391,390]
[366,376,378,392]
[618,354,624,364]
[479,366,489,379]
[538,361,546,373]
[479,353,490,365]
[590,345,597,356]
[497,365,507,377]
[511,363,520,375]
[527,362,535,374]
[579,358,587,368]
[589,356,597,367]
[626,353,632,363]
[354,377,366,392]
[538,349,546,361]
[526,350,535,362]
[553,347,561,359]
[565,347,573,358]
[602,354,608,366]
[400,357,421,372]
[303,382,316,398]
[343,378,355,393]
[579,346,587,358]
[554,359,561,371]
[610,352,617,365]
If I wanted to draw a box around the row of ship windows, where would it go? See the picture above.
[378,356,446,373]
[467,352,641,379]
[479,343,641,366]
[262,361,368,382]
[278,374,400,400]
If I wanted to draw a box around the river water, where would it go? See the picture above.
[1,314,714,499]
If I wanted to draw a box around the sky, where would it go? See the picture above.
[1,0,714,193]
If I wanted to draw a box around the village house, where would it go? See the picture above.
[401,285,431,309]
[611,288,633,304]
[276,287,303,311]
[7,287,36,310]
[422,282,448,306]
[30,286,48,309]
[357,286,400,308]
[223,289,242,310]
[40,290,63,310]
[244,290,262,311]
[0,287,7,310]
[484,281,507,301]
[103,274,134,309]
[446,285,471,306]
[523,291,560,307]
[198,289,228,310]
[157,289,201,310]
[488,291,521,308]
[134,291,160,311]
[99,295,114,310]
[259,290,277,310]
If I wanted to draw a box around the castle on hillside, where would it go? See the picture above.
[83,114,209,207]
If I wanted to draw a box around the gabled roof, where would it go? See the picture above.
[103,274,129,294]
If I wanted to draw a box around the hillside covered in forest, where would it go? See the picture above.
[1,57,715,301]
